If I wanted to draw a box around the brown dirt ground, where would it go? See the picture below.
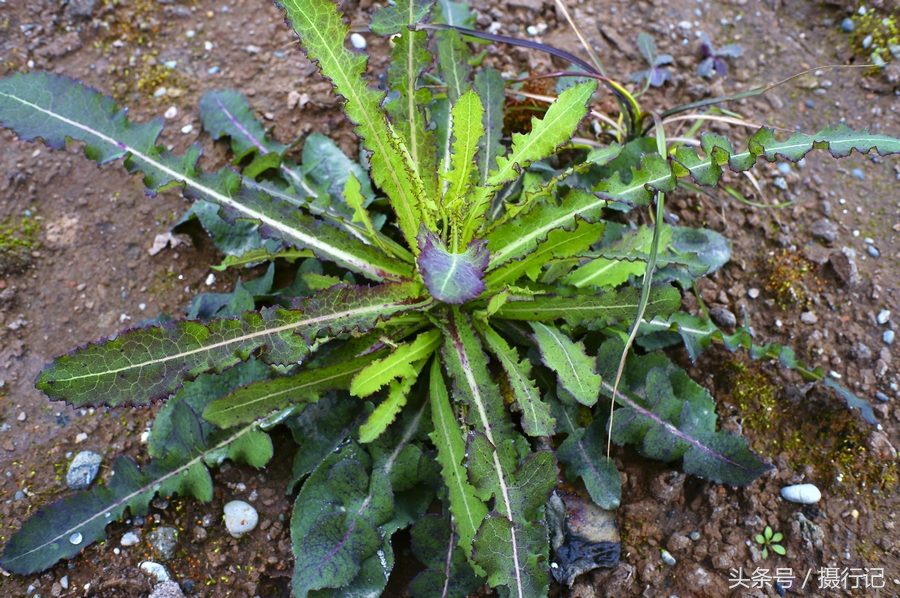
[1,0,899,596]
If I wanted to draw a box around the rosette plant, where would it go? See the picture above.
[0,0,897,596]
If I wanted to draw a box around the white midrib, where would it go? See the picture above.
[1,92,391,280]
[534,323,589,400]
[434,397,482,540]
[56,299,430,384]
[456,338,524,598]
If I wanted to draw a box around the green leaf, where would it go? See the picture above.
[440,308,514,441]
[358,358,426,443]
[204,351,384,428]
[0,404,271,575]
[37,282,427,407]
[211,247,312,272]
[199,89,287,158]
[597,340,773,486]
[408,514,482,598]
[495,284,681,328]
[530,322,601,407]
[472,515,549,598]
[477,323,554,437]
[552,398,621,509]
[279,0,426,250]
[370,0,434,35]
[434,28,472,102]
[351,329,442,398]
[428,358,488,566]
[473,68,506,186]
[442,89,485,212]
[485,220,606,287]
[466,81,598,244]
[638,313,877,424]
[772,544,786,556]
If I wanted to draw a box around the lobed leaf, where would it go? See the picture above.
[471,515,549,598]
[442,90,485,212]
[408,514,482,598]
[358,359,427,443]
[351,329,442,398]
[37,283,428,407]
[530,323,602,407]
[279,0,426,250]
[473,68,506,186]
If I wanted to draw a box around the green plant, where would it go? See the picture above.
[0,0,897,595]
[754,526,786,559]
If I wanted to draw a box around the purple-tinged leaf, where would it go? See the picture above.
[417,228,489,304]
[697,57,715,78]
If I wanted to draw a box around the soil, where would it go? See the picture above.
[0,0,899,596]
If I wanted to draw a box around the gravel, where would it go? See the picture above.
[884,330,895,345]
[877,310,891,325]
[148,526,179,561]
[66,451,102,490]
[120,531,141,547]
[867,246,880,258]
[841,17,854,33]
[709,307,737,328]
[661,550,677,566]
[224,500,258,538]
[149,581,185,598]
[781,483,822,504]
[809,218,839,243]
[140,561,170,583]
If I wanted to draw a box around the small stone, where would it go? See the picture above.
[867,246,880,258]
[207,65,220,75]
[149,581,185,598]
[877,310,891,325]
[747,288,760,299]
[661,550,677,566]
[204,273,216,286]
[163,60,177,69]
[876,391,890,402]
[14,490,25,501]
[709,307,737,328]
[851,168,865,181]
[164,106,177,119]
[830,247,860,286]
[181,124,193,135]
[204,41,213,51]
[840,18,855,33]
[140,562,170,583]
[780,483,821,504]
[148,526,179,561]
[853,343,873,361]
[245,45,262,54]
[75,432,88,443]
[809,218,838,244]
[121,531,141,547]
[192,525,208,543]
[350,33,366,49]
[804,100,815,109]
[884,330,895,345]
[17,412,26,422]
[153,87,167,98]
[66,451,102,490]
[60,576,68,590]
[287,90,301,110]
[776,162,792,175]
[224,500,259,538]
[800,311,818,325]
[688,531,701,541]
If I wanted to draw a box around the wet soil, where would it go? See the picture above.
[0,0,899,596]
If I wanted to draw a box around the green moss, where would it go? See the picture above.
[0,215,39,276]
[763,249,821,310]
[849,7,899,68]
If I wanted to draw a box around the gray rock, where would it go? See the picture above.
[884,330,895,345]
[852,342,873,361]
[66,451,102,490]
[800,312,818,325]
[851,168,865,181]
[65,0,97,19]
[867,246,880,258]
[810,218,838,243]
[709,307,737,328]
[149,581,185,598]
[688,531,701,541]
[224,500,259,538]
[875,391,890,402]
[661,550,676,566]
[877,310,891,325]
[841,17,855,33]
[147,527,178,561]
[140,561,170,583]
[120,531,141,547]
[830,247,860,286]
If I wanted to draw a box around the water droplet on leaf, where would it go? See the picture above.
[69,532,83,545]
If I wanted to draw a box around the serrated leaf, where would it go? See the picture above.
[0,405,271,575]
[472,515,549,598]
[37,283,427,407]
[638,313,876,424]
[495,284,681,328]
[466,81,598,244]
[408,514,482,598]
[351,329,442,397]
[486,220,606,288]
[416,228,489,305]
[530,323,601,407]
[174,199,280,257]
[477,323,554,437]
[434,28,472,102]
[211,247,312,271]
[370,0,434,35]
[428,358,487,566]
[358,358,426,443]
[278,0,426,250]
[552,398,621,509]
[474,68,505,186]
[204,351,384,428]
[442,90,485,212]
[0,73,408,280]
[597,340,772,486]
[199,89,287,158]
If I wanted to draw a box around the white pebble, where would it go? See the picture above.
[139,303,147,311]
[781,483,822,504]
[748,288,760,299]
[877,310,891,324]
[75,432,88,443]
[185,30,195,38]
[350,33,366,49]
[223,500,258,538]
[121,531,141,547]
[204,273,216,286]
[661,550,676,566]
[17,412,26,422]
[140,561,170,582]
[181,124,193,135]
[204,41,213,51]
[153,87,167,98]
[164,106,178,119]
